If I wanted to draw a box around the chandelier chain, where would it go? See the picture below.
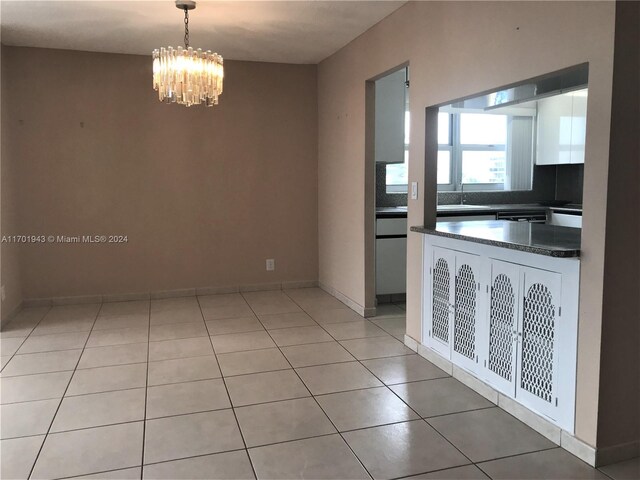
[183,7,189,48]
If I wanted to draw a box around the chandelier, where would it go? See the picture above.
[152,0,224,107]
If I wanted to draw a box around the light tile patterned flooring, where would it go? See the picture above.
[0,289,637,480]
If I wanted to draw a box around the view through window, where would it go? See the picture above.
[438,112,508,190]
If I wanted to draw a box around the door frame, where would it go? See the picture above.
[364,62,410,316]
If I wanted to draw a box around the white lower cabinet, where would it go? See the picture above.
[423,237,579,432]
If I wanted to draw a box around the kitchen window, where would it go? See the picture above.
[438,112,515,191]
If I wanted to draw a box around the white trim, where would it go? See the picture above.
[282,280,319,290]
[195,286,240,296]
[498,392,562,444]
[404,334,418,352]
[22,298,54,308]
[52,295,103,306]
[103,292,151,303]
[561,430,596,466]
[20,280,321,306]
[405,333,600,467]
[318,282,369,317]
[452,364,499,404]
[417,340,453,375]
[150,288,196,299]
[239,283,282,293]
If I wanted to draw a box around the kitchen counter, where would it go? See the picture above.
[410,220,581,257]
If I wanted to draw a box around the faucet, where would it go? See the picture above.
[459,183,466,205]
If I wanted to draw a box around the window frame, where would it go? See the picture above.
[438,112,507,192]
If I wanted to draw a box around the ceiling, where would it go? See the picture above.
[0,1,406,64]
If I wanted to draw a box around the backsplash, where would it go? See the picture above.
[376,163,407,207]
[377,163,584,207]
[555,164,584,203]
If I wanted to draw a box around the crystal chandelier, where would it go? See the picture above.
[152,0,224,107]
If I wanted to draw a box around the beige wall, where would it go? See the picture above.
[318,1,616,448]
[597,0,639,457]
[1,46,23,323]
[1,46,318,300]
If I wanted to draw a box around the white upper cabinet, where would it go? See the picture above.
[375,69,407,164]
[569,89,588,164]
[535,88,588,165]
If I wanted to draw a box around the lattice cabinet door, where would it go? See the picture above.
[427,247,455,358]
[484,260,520,395]
[451,252,482,373]
[515,267,562,420]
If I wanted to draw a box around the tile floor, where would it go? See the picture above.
[1,289,637,480]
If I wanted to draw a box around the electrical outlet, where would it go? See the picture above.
[1,285,5,302]
[266,259,275,271]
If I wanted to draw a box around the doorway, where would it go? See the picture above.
[365,65,409,317]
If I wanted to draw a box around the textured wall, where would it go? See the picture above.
[597,0,640,461]
[1,47,318,300]
[317,0,615,448]
[1,46,23,323]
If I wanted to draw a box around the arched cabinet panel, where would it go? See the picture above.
[451,253,482,373]
[516,268,562,420]
[427,247,455,358]
[485,260,520,395]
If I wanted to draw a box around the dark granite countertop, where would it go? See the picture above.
[410,220,581,258]
[376,203,582,218]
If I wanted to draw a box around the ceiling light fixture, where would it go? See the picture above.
[152,0,224,107]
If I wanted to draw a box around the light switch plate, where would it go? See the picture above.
[266,259,275,271]
[411,182,418,200]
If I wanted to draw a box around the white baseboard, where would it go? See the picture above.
[404,334,419,352]
[150,288,196,299]
[282,280,319,290]
[20,280,320,307]
[404,334,601,467]
[53,295,103,305]
[240,283,282,293]
[103,292,151,303]
[561,430,597,466]
[318,282,367,317]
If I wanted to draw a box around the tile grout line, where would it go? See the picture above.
[5,293,604,479]
[139,302,152,479]
[471,445,568,479]
[273,290,377,480]
[27,303,104,480]
[195,294,259,480]
[284,290,479,477]
[0,306,52,373]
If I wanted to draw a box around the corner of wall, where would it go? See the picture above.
[1,44,25,327]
